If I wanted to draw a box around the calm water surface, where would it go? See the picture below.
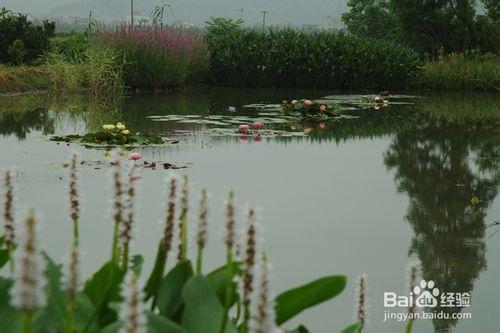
[0,89,499,333]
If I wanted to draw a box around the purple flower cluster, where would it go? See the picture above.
[99,25,208,62]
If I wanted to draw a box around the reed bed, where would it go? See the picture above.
[419,52,500,91]
[98,25,209,90]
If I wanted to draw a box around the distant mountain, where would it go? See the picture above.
[4,0,347,26]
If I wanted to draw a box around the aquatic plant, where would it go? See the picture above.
[50,122,165,147]
[282,99,342,120]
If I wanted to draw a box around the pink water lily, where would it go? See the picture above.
[253,121,264,129]
[128,152,143,161]
[228,106,236,112]
[238,124,249,133]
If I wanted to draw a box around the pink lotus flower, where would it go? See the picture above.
[291,100,298,104]
[238,124,249,133]
[128,152,143,161]
[303,99,313,106]
[319,104,326,112]
[252,121,263,130]
[227,106,236,112]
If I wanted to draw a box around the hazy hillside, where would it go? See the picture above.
[2,0,348,26]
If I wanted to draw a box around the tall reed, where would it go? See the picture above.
[98,25,209,90]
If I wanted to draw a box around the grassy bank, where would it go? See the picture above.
[0,64,51,93]
[419,52,500,91]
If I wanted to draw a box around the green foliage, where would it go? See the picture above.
[342,0,400,40]
[274,275,347,325]
[0,7,55,64]
[418,51,500,91]
[282,99,342,121]
[50,131,165,147]
[85,43,124,98]
[391,0,499,55]
[482,0,500,22]
[205,19,420,89]
[157,261,193,319]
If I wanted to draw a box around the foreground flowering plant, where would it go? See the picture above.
[282,99,342,121]
[0,154,363,333]
[50,122,165,147]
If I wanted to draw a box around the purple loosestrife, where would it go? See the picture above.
[196,188,208,273]
[119,273,147,333]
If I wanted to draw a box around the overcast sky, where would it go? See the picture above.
[1,0,349,26]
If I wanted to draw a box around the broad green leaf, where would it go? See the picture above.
[274,275,346,325]
[207,262,241,306]
[341,323,360,333]
[0,277,21,333]
[144,243,166,302]
[73,292,100,333]
[157,260,193,319]
[34,253,67,333]
[83,261,125,327]
[181,275,237,333]
[0,249,9,269]
[130,254,144,277]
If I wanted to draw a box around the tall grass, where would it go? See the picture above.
[205,18,420,90]
[419,52,500,91]
[98,25,209,90]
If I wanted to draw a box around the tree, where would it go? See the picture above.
[342,0,400,39]
[391,0,481,55]
[482,0,500,22]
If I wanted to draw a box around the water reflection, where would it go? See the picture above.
[384,126,499,331]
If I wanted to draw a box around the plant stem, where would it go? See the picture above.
[220,247,233,333]
[72,218,79,247]
[405,319,414,333]
[21,311,33,333]
[121,245,129,272]
[196,246,203,274]
[65,298,75,333]
[180,214,187,261]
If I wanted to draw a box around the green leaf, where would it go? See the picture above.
[144,243,166,302]
[130,254,144,277]
[206,262,241,306]
[0,249,9,269]
[34,253,67,333]
[274,275,346,325]
[0,277,21,333]
[73,293,100,333]
[341,323,360,333]
[181,275,237,333]
[157,260,193,319]
[83,261,125,327]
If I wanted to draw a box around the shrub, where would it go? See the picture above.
[418,51,500,91]
[205,18,420,90]
[0,7,55,64]
[98,25,209,90]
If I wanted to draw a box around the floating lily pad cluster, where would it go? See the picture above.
[281,99,342,120]
[51,122,166,147]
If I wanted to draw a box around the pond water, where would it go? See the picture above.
[0,89,499,333]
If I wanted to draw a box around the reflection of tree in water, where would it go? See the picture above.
[384,126,498,331]
[0,107,55,139]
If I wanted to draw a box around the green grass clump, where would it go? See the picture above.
[419,51,500,91]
